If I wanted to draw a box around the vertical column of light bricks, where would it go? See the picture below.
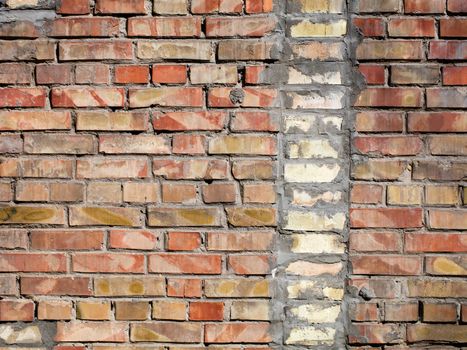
[279,0,350,347]
[349,0,467,347]
[0,0,281,348]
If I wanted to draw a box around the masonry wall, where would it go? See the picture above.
[0,0,465,349]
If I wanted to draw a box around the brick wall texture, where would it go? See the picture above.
[0,0,465,349]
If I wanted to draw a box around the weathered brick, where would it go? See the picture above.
[55,322,128,342]
[76,111,148,131]
[109,229,160,250]
[405,0,445,13]
[0,252,66,272]
[69,206,143,227]
[205,323,271,343]
[408,112,467,132]
[59,41,133,61]
[429,40,467,60]
[148,208,222,227]
[131,322,202,343]
[162,183,197,204]
[46,18,120,37]
[96,0,145,14]
[38,300,72,320]
[350,208,423,228]
[153,300,186,320]
[207,231,274,251]
[440,18,467,37]
[205,278,270,297]
[153,0,188,14]
[355,88,423,107]
[76,301,111,320]
[405,232,467,252]
[190,301,224,321]
[73,253,144,273]
[137,41,212,61]
[0,205,66,224]
[167,231,201,251]
[128,17,201,38]
[384,303,418,321]
[391,64,439,84]
[21,277,92,296]
[129,87,203,108]
[356,40,424,60]
[0,40,55,61]
[388,18,435,37]
[218,40,278,60]
[77,158,149,179]
[24,134,96,154]
[0,300,34,321]
[94,277,165,296]
[51,87,124,108]
[349,324,403,344]
[57,0,90,14]
[154,159,228,180]
[153,111,226,131]
[351,255,422,275]
[207,16,276,37]
[99,135,170,155]
[350,231,401,252]
[115,301,149,320]
[0,87,46,107]
[31,230,104,250]
[407,325,467,343]
[75,64,110,84]
[358,0,401,12]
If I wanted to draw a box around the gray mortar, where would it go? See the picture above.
[0,321,57,348]
[272,0,367,348]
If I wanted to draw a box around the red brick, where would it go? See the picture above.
[72,253,144,273]
[31,230,104,250]
[173,134,206,154]
[351,255,422,275]
[443,66,467,85]
[423,302,458,322]
[167,231,201,251]
[51,88,124,108]
[192,0,243,13]
[353,18,385,37]
[99,134,170,154]
[350,184,383,204]
[57,0,90,14]
[46,18,119,37]
[246,0,273,13]
[109,230,160,250]
[429,210,467,230]
[21,277,92,296]
[349,324,403,344]
[231,111,279,131]
[405,0,445,13]
[0,63,32,84]
[189,302,224,321]
[429,40,467,60]
[36,64,72,85]
[349,278,399,299]
[153,111,226,131]
[440,18,467,37]
[350,208,423,228]
[350,232,401,252]
[0,87,46,107]
[95,0,145,14]
[162,183,197,204]
[408,112,467,132]
[0,229,27,249]
[209,87,278,107]
[355,112,404,132]
[405,233,467,252]
[448,0,467,12]
[385,303,419,321]
[0,253,66,272]
[389,18,435,37]
[355,88,423,107]
[354,136,422,156]
[168,278,202,297]
[149,253,222,274]
[153,65,187,84]
[0,21,39,38]
[115,65,149,84]
[229,254,271,275]
[205,323,271,343]
[128,17,201,37]
[356,40,424,60]
[350,302,378,321]
[427,88,467,108]
[0,300,34,321]
[358,64,385,84]
[202,182,236,203]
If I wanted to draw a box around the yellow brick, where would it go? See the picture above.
[387,185,422,205]
[425,185,459,205]
[290,20,346,37]
[76,301,111,320]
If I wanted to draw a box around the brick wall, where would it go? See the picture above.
[349,0,467,346]
[0,0,465,348]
